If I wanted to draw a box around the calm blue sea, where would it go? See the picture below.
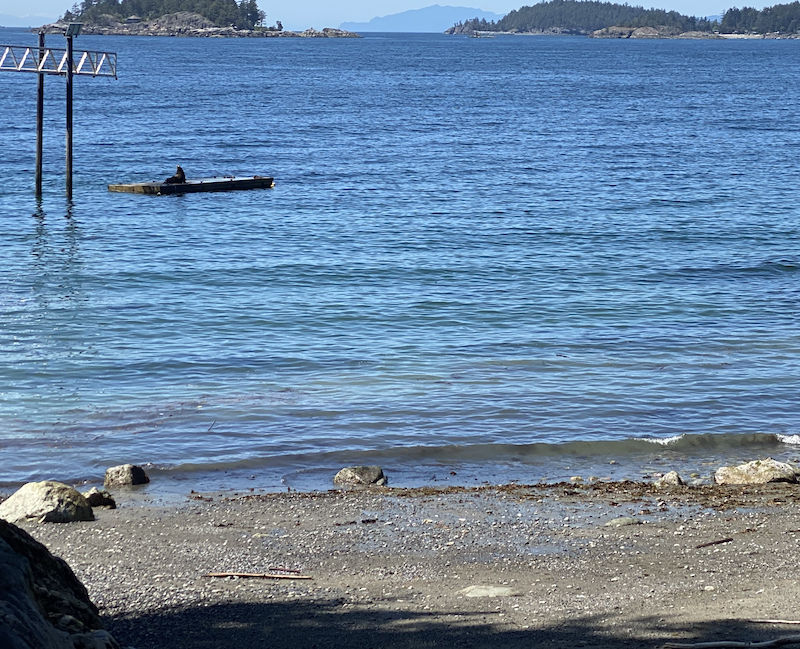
[2,29,799,493]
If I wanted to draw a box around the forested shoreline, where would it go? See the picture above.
[720,2,800,32]
[448,0,800,35]
[56,0,800,36]
[62,0,268,30]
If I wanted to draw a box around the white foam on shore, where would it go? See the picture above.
[777,434,800,445]
[635,434,685,446]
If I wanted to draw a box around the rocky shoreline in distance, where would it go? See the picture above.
[447,23,800,39]
[446,24,591,35]
[39,11,360,38]
[590,25,800,38]
[590,26,720,38]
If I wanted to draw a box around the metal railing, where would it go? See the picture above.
[0,44,117,78]
[1,25,118,198]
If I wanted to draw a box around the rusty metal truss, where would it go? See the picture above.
[0,44,116,78]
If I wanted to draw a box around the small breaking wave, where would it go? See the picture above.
[161,430,796,474]
[634,434,685,446]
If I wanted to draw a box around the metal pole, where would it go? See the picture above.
[66,34,73,198]
[35,32,44,197]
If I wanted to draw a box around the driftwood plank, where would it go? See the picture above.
[695,537,734,549]
[665,635,800,649]
[204,572,312,580]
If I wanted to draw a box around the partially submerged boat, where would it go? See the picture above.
[108,175,275,195]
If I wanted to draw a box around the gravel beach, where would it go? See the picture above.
[19,482,800,649]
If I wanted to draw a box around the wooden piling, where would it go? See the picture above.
[1,28,115,197]
[66,34,73,198]
[35,32,44,197]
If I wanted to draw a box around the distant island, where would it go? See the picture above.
[445,0,800,38]
[41,0,359,37]
[32,0,800,39]
[0,13,58,27]
[339,5,504,33]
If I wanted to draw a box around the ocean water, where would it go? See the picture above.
[2,30,799,493]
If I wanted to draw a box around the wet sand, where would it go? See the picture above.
[22,481,800,649]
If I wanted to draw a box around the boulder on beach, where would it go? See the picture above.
[0,518,120,649]
[104,464,149,487]
[654,471,685,487]
[333,465,387,486]
[0,481,94,525]
[714,458,798,485]
[82,488,116,509]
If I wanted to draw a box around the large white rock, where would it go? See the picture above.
[0,481,94,524]
[714,458,798,485]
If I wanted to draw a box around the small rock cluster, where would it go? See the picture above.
[561,458,799,491]
[0,482,94,525]
[646,458,798,489]
[0,464,148,525]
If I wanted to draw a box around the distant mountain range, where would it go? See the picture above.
[0,14,58,27]
[339,5,505,33]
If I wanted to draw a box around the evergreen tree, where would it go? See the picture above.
[64,0,267,29]
[451,1,709,34]
[720,2,800,33]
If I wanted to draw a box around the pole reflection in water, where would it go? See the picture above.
[28,199,85,317]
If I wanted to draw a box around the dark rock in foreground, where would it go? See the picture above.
[0,518,120,649]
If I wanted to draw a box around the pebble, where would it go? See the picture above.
[459,585,522,598]
[604,517,641,527]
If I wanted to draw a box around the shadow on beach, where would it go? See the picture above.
[106,599,781,649]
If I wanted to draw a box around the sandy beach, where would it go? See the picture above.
[14,481,800,649]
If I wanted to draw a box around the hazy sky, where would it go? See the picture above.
[0,0,769,31]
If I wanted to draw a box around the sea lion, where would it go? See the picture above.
[164,165,186,184]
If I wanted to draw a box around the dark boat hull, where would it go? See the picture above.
[108,176,275,195]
